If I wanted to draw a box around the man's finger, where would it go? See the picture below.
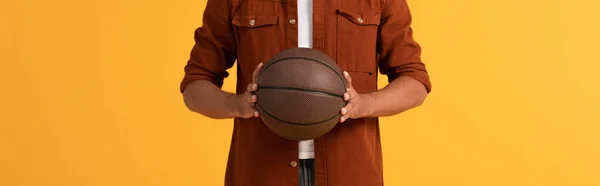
[242,107,259,118]
[343,102,354,114]
[343,71,353,90]
[340,113,351,123]
[252,63,264,83]
[247,83,253,92]
[247,94,256,103]
[250,107,259,117]
[348,88,360,99]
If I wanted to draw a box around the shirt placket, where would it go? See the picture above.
[311,1,328,185]
[286,1,298,48]
[285,0,328,185]
[283,2,301,186]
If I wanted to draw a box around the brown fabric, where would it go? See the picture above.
[180,0,431,185]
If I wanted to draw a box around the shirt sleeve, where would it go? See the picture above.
[377,0,432,93]
[180,0,237,93]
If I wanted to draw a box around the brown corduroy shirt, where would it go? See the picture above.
[180,0,431,185]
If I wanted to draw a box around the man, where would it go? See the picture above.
[180,0,431,185]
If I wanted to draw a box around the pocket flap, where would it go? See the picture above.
[232,14,278,27]
[337,9,381,26]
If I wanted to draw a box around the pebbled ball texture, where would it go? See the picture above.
[255,48,347,141]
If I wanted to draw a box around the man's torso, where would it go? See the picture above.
[227,0,384,185]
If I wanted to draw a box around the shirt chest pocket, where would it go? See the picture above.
[232,13,281,75]
[336,9,381,75]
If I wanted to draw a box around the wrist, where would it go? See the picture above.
[361,93,376,118]
[225,94,242,118]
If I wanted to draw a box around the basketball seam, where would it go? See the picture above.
[258,86,344,98]
[259,56,347,93]
[256,102,342,126]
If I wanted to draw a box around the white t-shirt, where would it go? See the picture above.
[297,0,315,160]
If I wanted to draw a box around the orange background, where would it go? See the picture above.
[2,0,599,185]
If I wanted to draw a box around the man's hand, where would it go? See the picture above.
[229,63,263,118]
[339,71,373,123]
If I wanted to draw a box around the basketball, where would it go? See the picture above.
[255,48,347,141]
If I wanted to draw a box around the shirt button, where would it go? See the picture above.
[357,17,364,24]
[249,19,256,26]
[289,18,296,25]
[290,160,298,168]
